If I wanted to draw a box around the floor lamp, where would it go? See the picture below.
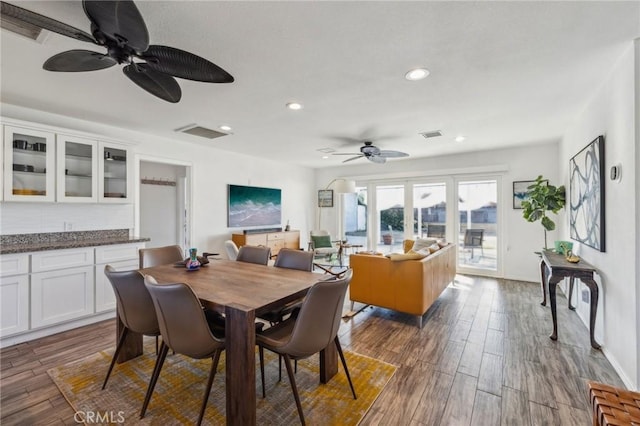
[317,178,356,235]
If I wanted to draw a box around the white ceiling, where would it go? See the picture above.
[1,1,638,169]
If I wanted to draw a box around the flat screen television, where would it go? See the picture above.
[228,184,282,228]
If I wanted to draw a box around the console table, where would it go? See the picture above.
[232,230,300,257]
[540,250,601,349]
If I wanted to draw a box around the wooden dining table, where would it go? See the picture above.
[129,259,338,425]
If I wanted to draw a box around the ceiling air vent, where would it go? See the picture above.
[419,130,443,139]
[175,124,228,140]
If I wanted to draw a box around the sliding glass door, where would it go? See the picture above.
[457,179,499,273]
[348,176,501,276]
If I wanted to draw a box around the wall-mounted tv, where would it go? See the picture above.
[228,184,282,228]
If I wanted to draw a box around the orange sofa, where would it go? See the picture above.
[349,243,456,327]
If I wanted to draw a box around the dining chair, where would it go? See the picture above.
[141,276,225,426]
[257,269,356,425]
[259,249,315,326]
[139,245,184,268]
[224,240,239,260]
[102,266,161,390]
[236,245,271,265]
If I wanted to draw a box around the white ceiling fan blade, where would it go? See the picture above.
[378,150,409,158]
[368,156,386,164]
[342,155,363,163]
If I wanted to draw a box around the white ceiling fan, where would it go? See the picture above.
[333,141,409,164]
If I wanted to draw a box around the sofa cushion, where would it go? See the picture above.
[428,243,440,253]
[437,241,449,248]
[386,250,428,261]
[411,238,439,251]
[311,235,332,248]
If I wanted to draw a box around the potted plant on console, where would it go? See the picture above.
[521,175,566,250]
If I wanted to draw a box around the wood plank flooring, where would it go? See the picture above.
[1,275,624,425]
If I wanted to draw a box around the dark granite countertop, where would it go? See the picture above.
[0,230,150,255]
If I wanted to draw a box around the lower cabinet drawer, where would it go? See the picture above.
[31,248,94,273]
[95,243,145,265]
[31,266,95,328]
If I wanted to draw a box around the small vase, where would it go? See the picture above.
[186,248,201,271]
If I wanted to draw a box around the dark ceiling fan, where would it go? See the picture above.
[0,0,234,103]
[333,141,409,164]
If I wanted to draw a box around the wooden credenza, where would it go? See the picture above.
[232,230,300,256]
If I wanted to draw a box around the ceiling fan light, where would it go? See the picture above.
[219,125,232,132]
[405,68,430,81]
[455,135,466,142]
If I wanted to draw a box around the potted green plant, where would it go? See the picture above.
[521,175,566,249]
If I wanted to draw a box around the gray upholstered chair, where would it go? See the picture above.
[257,269,356,425]
[261,249,315,325]
[273,248,314,272]
[141,276,225,426]
[102,266,160,390]
[139,245,184,268]
[236,245,271,265]
[224,240,239,260]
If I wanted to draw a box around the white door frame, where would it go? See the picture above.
[134,154,193,250]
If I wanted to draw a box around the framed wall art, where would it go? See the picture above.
[512,180,541,209]
[569,135,605,252]
[318,189,333,207]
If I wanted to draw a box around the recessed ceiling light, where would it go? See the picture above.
[219,125,232,132]
[455,135,466,142]
[286,102,303,110]
[322,156,329,159]
[405,68,430,81]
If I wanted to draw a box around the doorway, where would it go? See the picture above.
[136,158,192,253]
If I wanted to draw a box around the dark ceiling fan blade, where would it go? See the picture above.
[378,150,409,158]
[140,45,234,83]
[342,155,363,163]
[83,0,148,52]
[1,1,96,44]
[368,156,387,164]
[123,63,181,103]
[43,50,117,72]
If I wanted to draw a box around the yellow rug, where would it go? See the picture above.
[48,340,396,425]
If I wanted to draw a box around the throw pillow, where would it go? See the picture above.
[428,243,440,254]
[311,235,332,248]
[411,238,438,251]
[387,251,428,261]
[437,241,449,248]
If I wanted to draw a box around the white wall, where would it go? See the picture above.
[315,141,561,282]
[0,104,316,254]
[559,42,638,390]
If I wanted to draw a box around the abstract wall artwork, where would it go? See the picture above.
[513,180,539,209]
[228,184,282,227]
[569,135,605,252]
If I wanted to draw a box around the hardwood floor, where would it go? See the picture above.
[1,275,624,425]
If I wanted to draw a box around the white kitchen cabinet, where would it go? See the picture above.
[3,125,56,202]
[98,142,133,203]
[94,243,144,312]
[31,266,95,328]
[0,253,30,337]
[56,134,98,203]
[31,248,95,328]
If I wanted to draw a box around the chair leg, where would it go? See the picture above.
[259,346,266,398]
[140,342,169,419]
[278,355,282,382]
[197,349,222,426]
[334,336,357,400]
[282,354,305,426]
[102,327,129,390]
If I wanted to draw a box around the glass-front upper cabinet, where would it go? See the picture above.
[98,142,133,203]
[3,125,55,202]
[56,134,98,203]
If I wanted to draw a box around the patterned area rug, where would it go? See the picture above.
[48,340,395,425]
